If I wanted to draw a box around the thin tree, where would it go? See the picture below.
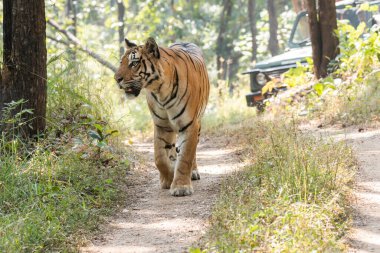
[305,0,339,78]
[117,0,126,58]
[1,0,47,137]
[268,0,280,56]
[65,0,78,60]
[216,0,233,80]
[248,0,258,62]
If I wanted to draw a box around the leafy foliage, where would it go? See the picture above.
[263,21,380,126]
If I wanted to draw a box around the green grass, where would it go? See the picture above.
[0,132,129,252]
[195,120,355,252]
[0,55,132,252]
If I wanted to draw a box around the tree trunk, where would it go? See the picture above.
[248,0,258,62]
[1,0,47,137]
[268,0,280,56]
[117,0,125,58]
[305,0,338,78]
[319,0,339,77]
[216,0,233,80]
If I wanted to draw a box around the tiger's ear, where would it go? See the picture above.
[144,37,160,59]
[125,38,137,49]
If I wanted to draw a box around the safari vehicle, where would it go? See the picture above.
[244,0,380,109]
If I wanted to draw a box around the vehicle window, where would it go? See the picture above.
[357,4,380,27]
[292,14,310,45]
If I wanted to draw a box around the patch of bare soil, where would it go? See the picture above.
[302,124,380,253]
[81,136,244,253]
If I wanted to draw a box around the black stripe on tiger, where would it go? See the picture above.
[140,59,150,80]
[151,92,163,107]
[146,75,159,86]
[163,68,179,107]
[172,95,190,120]
[160,48,175,58]
[157,137,175,149]
[155,124,173,132]
[151,108,167,120]
[179,120,193,132]
[177,48,198,71]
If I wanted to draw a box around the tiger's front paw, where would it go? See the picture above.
[170,184,193,197]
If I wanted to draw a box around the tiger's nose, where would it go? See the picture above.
[114,74,123,83]
[116,77,123,83]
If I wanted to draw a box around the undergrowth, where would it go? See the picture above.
[194,120,355,252]
[0,54,131,252]
[203,77,257,133]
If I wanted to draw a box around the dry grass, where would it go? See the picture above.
[193,119,356,252]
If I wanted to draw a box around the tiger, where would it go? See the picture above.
[114,37,210,196]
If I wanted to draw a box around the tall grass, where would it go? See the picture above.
[202,77,257,133]
[47,55,152,136]
[0,54,133,251]
[197,120,355,252]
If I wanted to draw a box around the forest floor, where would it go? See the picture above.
[80,123,380,253]
[80,134,245,253]
[302,123,380,253]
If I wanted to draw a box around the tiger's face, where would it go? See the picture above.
[114,38,161,98]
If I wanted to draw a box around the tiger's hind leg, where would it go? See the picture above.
[154,126,176,189]
[191,126,201,181]
[191,157,200,180]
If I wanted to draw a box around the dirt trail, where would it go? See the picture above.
[306,126,380,253]
[81,136,244,253]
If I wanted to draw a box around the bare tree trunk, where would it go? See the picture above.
[65,0,77,60]
[248,0,258,62]
[65,0,77,36]
[305,0,338,78]
[305,0,321,77]
[216,0,233,80]
[268,0,280,56]
[48,20,117,72]
[1,0,47,137]
[117,0,125,58]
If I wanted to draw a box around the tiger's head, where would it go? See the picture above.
[114,37,161,98]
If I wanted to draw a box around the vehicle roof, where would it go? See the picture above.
[336,0,380,7]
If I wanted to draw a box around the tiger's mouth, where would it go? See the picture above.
[125,86,141,97]
[123,81,142,97]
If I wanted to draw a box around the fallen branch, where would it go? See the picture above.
[47,19,117,72]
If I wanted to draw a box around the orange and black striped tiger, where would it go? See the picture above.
[114,37,210,196]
